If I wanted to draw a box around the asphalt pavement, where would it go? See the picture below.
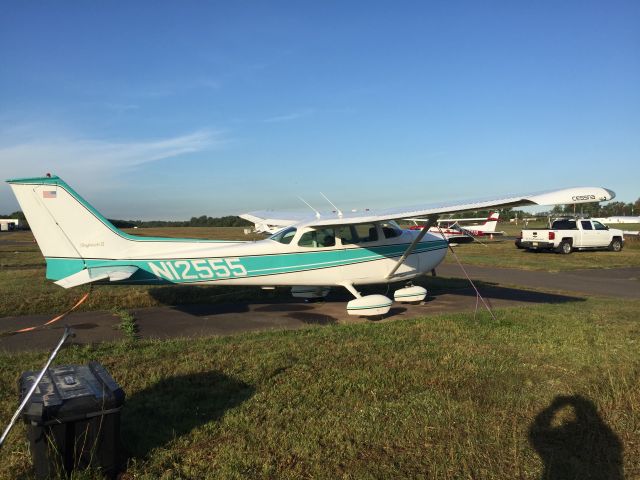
[437,264,640,299]
[1,265,638,353]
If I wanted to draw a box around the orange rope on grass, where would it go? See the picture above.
[9,287,92,335]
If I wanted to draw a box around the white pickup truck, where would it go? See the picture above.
[517,218,624,254]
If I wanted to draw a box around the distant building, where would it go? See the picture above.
[592,216,640,224]
[0,219,20,231]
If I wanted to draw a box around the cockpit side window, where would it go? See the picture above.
[270,227,297,244]
[382,221,402,239]
[336,225,357,245]
[298,228,336,248]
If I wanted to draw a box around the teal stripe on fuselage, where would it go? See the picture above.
[44,240,447,283]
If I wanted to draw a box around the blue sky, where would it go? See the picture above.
[1,1,638,219]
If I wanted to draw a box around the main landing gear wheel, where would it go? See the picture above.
[393,285,427,304]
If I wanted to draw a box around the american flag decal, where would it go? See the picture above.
[42,190,57,199]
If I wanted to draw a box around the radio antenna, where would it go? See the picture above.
[320,192,343,218]
[298,196,321,219]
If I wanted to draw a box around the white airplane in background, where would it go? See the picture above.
[7,175,615,317]
[591,216,640,224]
[239,212,294,235]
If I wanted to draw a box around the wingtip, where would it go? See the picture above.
[604,188,616,201]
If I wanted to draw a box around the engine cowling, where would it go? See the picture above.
[347,294,392,317]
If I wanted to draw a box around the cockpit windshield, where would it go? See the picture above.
[381,221,403,238]
[270,227,297,244]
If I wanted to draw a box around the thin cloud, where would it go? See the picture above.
[0,128,225,179]
[264,109,315,123]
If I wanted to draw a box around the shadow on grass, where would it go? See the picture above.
[121,371,254,459]
[528,395,623,480]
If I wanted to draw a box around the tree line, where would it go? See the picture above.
[410,198,640,222]
[0,211,252,229]
[548,198,640,217]
[108,216,252,228]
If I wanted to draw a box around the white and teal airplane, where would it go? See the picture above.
[7,175,615,316]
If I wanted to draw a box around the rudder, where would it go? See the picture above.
[7,175,132,261]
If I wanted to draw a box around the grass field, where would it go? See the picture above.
[1,227,639,478]
[444,236,640,270]
[1,227,638,317]
[0,298,638,479]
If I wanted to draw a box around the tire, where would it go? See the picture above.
[608,238,623,252]
[557,240,572,254]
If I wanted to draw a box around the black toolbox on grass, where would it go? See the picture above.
[19,361,125,479]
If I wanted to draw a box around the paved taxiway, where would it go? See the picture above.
[2,265,638,353]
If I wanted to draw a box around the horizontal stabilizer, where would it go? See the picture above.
[54,266,138,289]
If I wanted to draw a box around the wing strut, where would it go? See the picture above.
[386,214,439,279]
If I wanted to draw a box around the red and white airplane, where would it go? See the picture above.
[407,212,502,242]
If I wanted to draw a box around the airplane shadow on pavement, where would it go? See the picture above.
[121,371,254,459]
[450,284,586,305]
[528,395,624,480]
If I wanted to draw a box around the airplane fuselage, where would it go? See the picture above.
[44,229,448,288]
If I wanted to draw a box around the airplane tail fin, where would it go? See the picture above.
[7,175,137,284]
[482,211,499,230]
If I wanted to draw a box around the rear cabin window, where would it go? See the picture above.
[353,223,379,243]
[298,228,336,248]
[270,227,297,244]
[581,220,593,230]
[552,220,577,230]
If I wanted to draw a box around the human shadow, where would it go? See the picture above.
[528,395,623,480]
[121,371,254,458]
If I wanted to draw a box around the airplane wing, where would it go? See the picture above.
[243,187,614,228]
[239,212,309,233]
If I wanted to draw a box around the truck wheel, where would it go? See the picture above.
[608,238,623,252]
[557,240,572,254]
